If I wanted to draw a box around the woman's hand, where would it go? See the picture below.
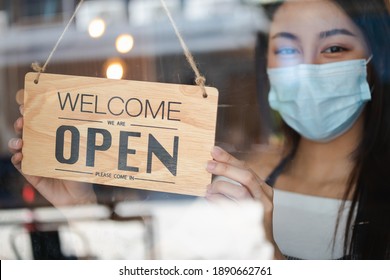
[205,146,284,259]
[8,90,96,206]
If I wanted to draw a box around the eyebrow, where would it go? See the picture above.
[319,28,356,38]
[271,28,356,41]
[271,32,299,41]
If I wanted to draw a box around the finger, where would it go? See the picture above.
[205,192,227,201]
[260,182,273,198]
[205,193,238,204]
[8,138,23,153]
[11,152,23,171]
[206,160,263,198]
[208,179,252,200]
[16,89,24,105]
[13,117,23,135]
[211,146,245,168]
[19,105,25,116]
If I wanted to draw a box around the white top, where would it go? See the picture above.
[273,189,354,259]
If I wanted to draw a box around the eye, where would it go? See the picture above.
[322,46,349,53]
[275,47,300,56]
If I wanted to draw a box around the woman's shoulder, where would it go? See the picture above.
[244,143,284,180]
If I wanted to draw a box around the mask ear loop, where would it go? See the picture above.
[366,54,375,93]
[366,54,373,65]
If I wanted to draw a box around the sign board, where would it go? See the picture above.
[22,73,219,196]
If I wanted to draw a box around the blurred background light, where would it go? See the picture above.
[106,60,125,79]
[116,34,135,54]
[88,18,106,38]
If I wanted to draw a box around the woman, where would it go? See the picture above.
[9,0,390,259]
[207,0,390,259]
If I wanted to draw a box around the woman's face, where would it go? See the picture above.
[267,0,370,68]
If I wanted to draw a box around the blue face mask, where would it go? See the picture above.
[267,58,372,142]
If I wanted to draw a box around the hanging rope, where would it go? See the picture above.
[32,0,85,84]
[160,0,208,98]
[32,0,208,98]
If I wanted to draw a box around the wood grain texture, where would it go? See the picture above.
[22,73,219,196]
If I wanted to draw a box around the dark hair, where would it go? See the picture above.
[264,0,390,259]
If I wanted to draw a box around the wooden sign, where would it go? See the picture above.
[22,73,219,196]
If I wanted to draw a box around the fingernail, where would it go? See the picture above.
[13,138,21,147]
[206,161,216,171]
[211,146,223,157]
